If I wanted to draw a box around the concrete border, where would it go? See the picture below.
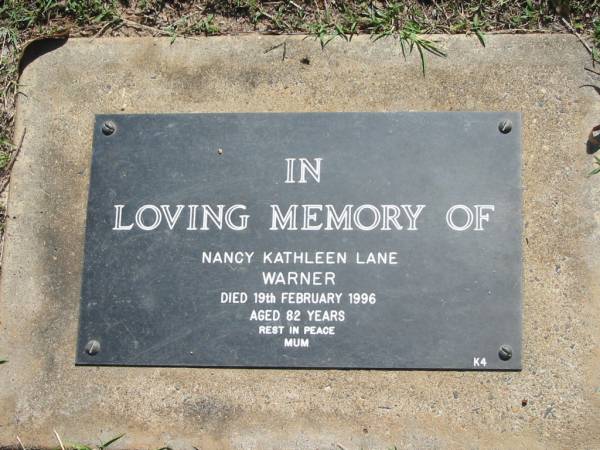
[0,35,599,449]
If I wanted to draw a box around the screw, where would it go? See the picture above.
[498,344,513,361]
[101,121,116,136]
[498,119,512,134]
[217,148,223,155]
[85,339,101,356]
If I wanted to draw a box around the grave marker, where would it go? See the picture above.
[77,112,522,369]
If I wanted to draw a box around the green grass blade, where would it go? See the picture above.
[100,434,125,449]
[475,29,486,47]
[587,166,600,177]
[416,43,425,76]
[70,445,93,450]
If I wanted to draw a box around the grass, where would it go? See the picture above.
[69,433,125,450]
[0,149,11,170]
[588,155,600,177]
[18,431,175,450]
[47,431,126,450]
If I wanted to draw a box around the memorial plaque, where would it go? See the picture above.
[77,112,522,370]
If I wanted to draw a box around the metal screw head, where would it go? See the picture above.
[85,339,101,356]
[498,119,513,134]
[217,148,223,155]
[101,121,116,136]
[498,344,513,361]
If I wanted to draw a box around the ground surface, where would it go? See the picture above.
[0,34,598,449]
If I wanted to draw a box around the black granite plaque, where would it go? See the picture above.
[77,112,522,370]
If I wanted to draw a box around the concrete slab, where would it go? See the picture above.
[1,35,599,449]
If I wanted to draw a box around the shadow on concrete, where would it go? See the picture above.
[18,34,69,76]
